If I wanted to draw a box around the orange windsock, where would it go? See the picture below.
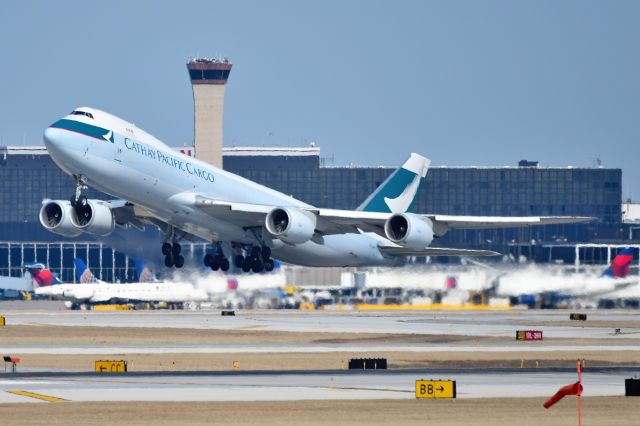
[543,382,583,409]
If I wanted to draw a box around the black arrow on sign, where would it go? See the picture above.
[437,386,445,392]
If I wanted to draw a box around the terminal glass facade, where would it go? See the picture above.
[0,147,626,278]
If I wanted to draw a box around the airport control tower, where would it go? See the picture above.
[187,57,232,168]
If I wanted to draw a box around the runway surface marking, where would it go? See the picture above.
[6,390,68,402]
[2,344,640,354]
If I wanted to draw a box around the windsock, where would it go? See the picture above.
[543,382,583,408]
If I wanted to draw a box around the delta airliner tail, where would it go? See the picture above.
[25,263,63,287]
[602,248,635,279]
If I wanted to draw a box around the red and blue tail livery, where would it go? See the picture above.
[24,263,63,287]
[602,248,634,278]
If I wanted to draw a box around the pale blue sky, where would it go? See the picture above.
[1,1,639,198]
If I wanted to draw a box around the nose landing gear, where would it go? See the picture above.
[70,175,91,221]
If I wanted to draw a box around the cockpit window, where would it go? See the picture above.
[70,110,94,119]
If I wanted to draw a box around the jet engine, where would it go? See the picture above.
[39,200,83,237]
[265,207,316,244]
[384,213,434,250]
[69,199,115,237]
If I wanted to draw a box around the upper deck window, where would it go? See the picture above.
[70,110,94,119]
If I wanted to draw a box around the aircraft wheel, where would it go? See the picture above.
[162,243,172,256]
[241,263,251,273]
[264,259,274,272]
[234,255,245,268]
[261,246,271,260]
[251,259,263,273]
[204,254,214,267]
[164,254,174,268]
[250,246,261,258]
[172,243,182,256]
[211,257,220,271]
[220,258,230,272]
[175,255,184,268]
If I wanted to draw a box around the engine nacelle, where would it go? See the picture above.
[69,199,115,237]
[384,213,434,250]
[39,200,83,237]
[265,207,317,244]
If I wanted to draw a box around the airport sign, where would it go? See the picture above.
[0,315,4,326]
[415,380,456,399]
[570,313,587,321]
[516,330,543,341]
[95,360,128,373]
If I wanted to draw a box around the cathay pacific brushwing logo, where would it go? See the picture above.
[103,130,114,143]
[384,173,421,213]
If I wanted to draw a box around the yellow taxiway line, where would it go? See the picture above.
[6,390,68,402]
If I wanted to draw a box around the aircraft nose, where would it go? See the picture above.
[43,126,62,151]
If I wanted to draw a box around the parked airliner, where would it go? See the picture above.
[27,260,207,303]
[40,107,591,272]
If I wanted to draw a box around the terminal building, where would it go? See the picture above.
[0,144,626,282]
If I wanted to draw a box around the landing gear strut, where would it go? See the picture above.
[70,175,90,223]
[70,175,89,208]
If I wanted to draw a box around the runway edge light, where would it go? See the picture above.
[415,380,456,399]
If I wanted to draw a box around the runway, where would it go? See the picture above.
[4,310,640,339]
[0,368,634,403]
[1,307,639,425]
[2,343,640,355]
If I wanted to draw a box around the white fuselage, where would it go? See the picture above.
[44,110,400,267]
[35,282,208,303]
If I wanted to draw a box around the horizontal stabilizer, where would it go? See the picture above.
[379,246,500,257]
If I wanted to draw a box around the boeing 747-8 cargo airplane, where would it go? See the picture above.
[39,108,591,272]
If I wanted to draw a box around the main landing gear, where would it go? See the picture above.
[162,242,185,268]
[234,246,274,273]
[203,245,230,272]
[202,245,274,273]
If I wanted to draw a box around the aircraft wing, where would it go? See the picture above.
[194,198,389,235]
[193,196,594,237]
[379,246,500,257]
[424,215,595,237]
